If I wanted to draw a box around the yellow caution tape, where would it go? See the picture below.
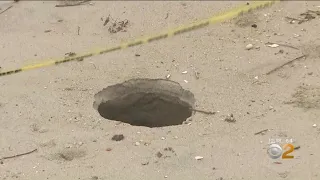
[0,0,279,77]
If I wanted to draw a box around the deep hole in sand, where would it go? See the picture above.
[93,78,195,127]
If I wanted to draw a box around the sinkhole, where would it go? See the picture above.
[93,78,195,127]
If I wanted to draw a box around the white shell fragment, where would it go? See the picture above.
[267,44,279,48]
[195,156,204,160]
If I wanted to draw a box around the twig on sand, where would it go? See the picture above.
[266,55,307,75]
[285,16,304,24]
[254,129,269,135]
[265,42,299,50]
[0,5,13,15]
[164,13,169,19]
[192,108,216,115]
[0,149,38,161]
[55,0,91,7]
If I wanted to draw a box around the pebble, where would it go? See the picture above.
[156,152,163,158]
[225,113,236,123]
[184,80,188,83]
[111,134,125,141]
[166,74,171,79]
[91,176,99,180]
[182,71,188,74]
[135,142,140,146]
[141,161,149,165]
[161,137,165,140]
[246,44,253,50]
[313,124,317,127]
[195,156,204,160]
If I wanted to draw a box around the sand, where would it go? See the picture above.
[0,1,320,180]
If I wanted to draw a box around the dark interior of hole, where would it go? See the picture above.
[97,92,193,127]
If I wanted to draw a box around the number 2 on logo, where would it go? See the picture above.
[282,144,294,159]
